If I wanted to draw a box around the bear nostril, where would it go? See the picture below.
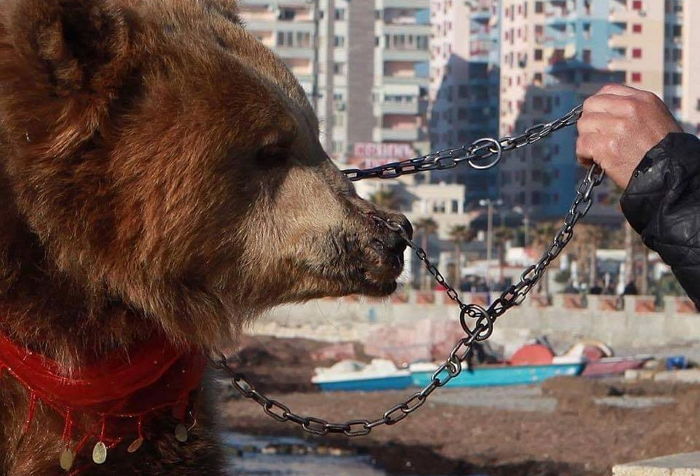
[390,214,413,240]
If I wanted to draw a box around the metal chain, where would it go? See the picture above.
[213,105,604,437]
[342,105,583,181]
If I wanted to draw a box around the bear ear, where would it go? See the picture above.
[5,0,133,96]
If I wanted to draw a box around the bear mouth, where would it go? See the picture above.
[354,239,405,296]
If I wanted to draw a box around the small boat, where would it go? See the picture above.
[409,361,585,388]
[582,356,652,377]
[560,342,652,377]
[311,359,412,392]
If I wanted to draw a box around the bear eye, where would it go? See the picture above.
[256,145,290,169]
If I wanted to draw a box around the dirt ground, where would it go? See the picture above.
[220,336,700,476]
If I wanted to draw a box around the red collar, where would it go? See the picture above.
[0,329,205,470]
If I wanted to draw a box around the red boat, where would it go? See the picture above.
[582,355,652,377]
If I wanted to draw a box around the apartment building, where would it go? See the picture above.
[665,0,700,134]
[428,0,501,205]
[498,0,669,222]
[238,0,430,161]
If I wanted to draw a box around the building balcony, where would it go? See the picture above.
[546,58,594,75]
[260,21,315,32]
[382,49,430,62]
[383,23,431,34]
[242,0,311,6]
[275,46,315,59]
[381,75,428,86]
[375,101,427,115]
[470,10,491,22]
[381,0,429,9]
[374,127,426,142]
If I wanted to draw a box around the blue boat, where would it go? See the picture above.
[312,359,413,392]
[409,361,585,388]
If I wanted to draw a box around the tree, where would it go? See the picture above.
[369,188,402,211]
[530,220,559,297]
[448,224,476,285]
[414,217,438,290]
[570,224,605,287]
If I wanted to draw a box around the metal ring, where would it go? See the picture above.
[459,304,488,336]
[468,138,503,170]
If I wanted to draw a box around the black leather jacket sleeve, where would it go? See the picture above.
[620,132,700,304]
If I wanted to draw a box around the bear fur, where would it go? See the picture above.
[0,0,408,473]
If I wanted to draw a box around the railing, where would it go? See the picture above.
[325,290,698,315]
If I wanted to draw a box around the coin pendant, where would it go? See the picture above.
[127,437,144,453]
[59,448,75,471]
[92,441,107,464]
[174,423,188,443]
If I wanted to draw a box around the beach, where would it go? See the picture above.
[220,337,700,475]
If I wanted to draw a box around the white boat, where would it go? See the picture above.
[311,359,412,392]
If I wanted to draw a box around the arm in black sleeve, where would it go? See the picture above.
[620,132,700,305]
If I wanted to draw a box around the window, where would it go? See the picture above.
[333,62,346,75]
[535,1,543,13]
[672,97,681,109]
[334,36,345,47]
[632,1,643,10]
[632,48,642,58]
[633,23,643,33]
[334,8,345,20]
[696,99,700,112]
[631,72,642,83]
[535,49,543,61]
[583,49,592,63]
[278,8,295,20]
[533,72,543,83]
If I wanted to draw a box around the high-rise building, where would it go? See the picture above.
[664,0,700,134]
[428,0,501,206]
[238,0,430,161]
[497,0,681,222]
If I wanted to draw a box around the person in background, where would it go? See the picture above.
[589,281,603,295]
[576,84,700,306]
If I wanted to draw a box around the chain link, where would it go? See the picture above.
[213,105,605,437]
[342,105,582,181]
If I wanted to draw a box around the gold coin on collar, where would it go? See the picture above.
[92,441,108,464]
[127,437,144,453]
[174,423,188,443]
[59,448,75,471]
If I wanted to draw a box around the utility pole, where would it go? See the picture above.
[309,0,320,114]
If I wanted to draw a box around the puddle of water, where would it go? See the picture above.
[224,432,387,476]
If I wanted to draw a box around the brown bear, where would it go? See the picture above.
[0,0,410,473]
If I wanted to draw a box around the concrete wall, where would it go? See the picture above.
[251,291,699,353]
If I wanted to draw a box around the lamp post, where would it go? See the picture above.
[479,198,503,287]
[513,206,530,247]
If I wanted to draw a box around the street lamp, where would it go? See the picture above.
[512,206,530,247]
[479,198,503,287]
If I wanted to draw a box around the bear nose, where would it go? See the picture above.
[391,214,413,240]
[385,214,412,252]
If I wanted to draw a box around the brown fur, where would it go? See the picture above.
[0,0,408,473]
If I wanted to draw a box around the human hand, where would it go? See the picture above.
[576,84,683,189]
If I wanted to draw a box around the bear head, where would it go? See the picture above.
[0,0,410,350]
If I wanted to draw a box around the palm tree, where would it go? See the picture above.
[530,220,559,297]
[369,188,402,211]
[448,225,476,285]
[414,217,438,290]
[571,224,605,287]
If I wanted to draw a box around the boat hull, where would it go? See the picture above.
[582,357,648,377]
[314,374,413,392]
[411,363,585,388]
